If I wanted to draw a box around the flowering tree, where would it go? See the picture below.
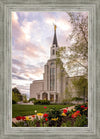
[57,12,88,78]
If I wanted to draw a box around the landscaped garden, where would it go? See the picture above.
[12,103,88,127]
[12,104,73,118]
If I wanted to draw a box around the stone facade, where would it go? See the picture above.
[30,80,44,99]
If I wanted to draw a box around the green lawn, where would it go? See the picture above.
[12,104,73,118]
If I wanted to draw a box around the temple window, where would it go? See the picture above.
[50,68,55,91]
[52,49,55,55]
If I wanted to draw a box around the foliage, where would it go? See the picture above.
[28,98,36,102]
[62,76,88,103]
[22,94,28,103]
[34,100,50,105]
[61,122,67,127]
[56,12,88,77]
[12,100,16,104]
[12,91,22,103]
[66,121,72,127]
[73,115,88,127]
[12,87,23,102]
[71,97,83,101]
[62,87,73,103]
[12,87,21,94]
[72,76,88,97]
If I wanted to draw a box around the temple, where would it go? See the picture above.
[30,25,83,103]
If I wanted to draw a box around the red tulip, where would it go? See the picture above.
[71,114,75,118]
[32,115,35,118]
[63,109,67,113]
[76,111,80,113]
[43,113,48,117]
[81,105,85,108]
[44,106,47,109]
[84,107,88,109]
[71,112,81,118]
[45,118,48,121]
[16,116,22,120]
[22,116,26,120]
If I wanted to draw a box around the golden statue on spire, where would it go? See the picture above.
[54,24,57,31]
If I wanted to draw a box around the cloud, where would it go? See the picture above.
[12,56,44,85]
[12,74,27,80]
[12,12,47,62]
[12,12,18,24]
[45,13,72,32]
[12,59,23,66]
[21,20,38,41]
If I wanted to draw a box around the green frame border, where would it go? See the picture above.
[0,0,99,139]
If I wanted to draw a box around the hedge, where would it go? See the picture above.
[12,100,16,104]
[34,100,50,105]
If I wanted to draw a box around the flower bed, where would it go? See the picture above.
[12,104,88,127]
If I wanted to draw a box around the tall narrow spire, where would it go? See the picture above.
[50,24,59,59]
[53,24,58,47]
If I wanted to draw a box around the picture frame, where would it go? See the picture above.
[0,0,99,139]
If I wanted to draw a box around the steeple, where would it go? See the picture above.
[50,24,59,59]
[53,24,58,47]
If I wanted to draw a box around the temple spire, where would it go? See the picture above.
[53,24,58,47]
[50,24,59,59]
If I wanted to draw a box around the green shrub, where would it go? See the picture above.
[23,100,28,103]
[71,97,83,101]
[66,121,72,127]
[73,115,88,127]
[34,100,50,105]
[12,100,16,104]
[29,98,36,102]
[61,122,66,127]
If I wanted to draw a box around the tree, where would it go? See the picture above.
[72,76,88,98]
[57,12,88,78]
[12,87,23,102]
[12,91,20,103]
[22,94,28,103]
[62,87,73,104]
[12,87,21,94]
[62,76,88,104]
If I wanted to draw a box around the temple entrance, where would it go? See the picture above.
[42,92,48,100]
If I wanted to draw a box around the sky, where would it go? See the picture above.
[12,11,87,99]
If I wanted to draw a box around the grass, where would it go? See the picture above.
[12,104,73,118]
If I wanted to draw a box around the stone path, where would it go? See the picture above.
[12,105,75,123]
[61,105,75,111]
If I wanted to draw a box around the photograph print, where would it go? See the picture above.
[12,11,88,127]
